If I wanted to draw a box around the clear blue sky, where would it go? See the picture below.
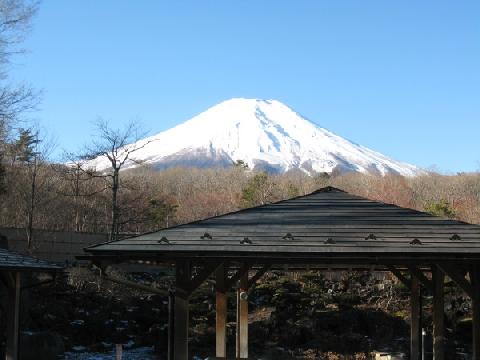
[10,1,480,173]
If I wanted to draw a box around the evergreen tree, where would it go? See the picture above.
[10,128,40,164]
[241,171,276,207]
[233,159,249,169]
[424,200,456,218]
[9,127,44,249]
[148,198,178,230]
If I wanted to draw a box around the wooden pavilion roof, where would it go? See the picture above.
[84,187,480,266]
[0,248,62,271]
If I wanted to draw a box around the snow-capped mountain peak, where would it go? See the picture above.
[87,98,423,176]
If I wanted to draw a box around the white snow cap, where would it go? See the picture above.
[88,98,423,176]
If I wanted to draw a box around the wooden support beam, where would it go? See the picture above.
[247,264,271,289]
[188,261,222,295]
[226,262,249,290]
[432,265,445,360]
[215,264,227,358]
[410,276,421,360]
[102,272,169,296]
[408,266,434,293]
[236,272,249,359]
[174,260,191,360]
[437,264,473,297]
[6,272,21,360]
[0,272,12,289]
[387,265,412,290]
[471,263,480,360]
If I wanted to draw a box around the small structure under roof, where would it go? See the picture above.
[0,247,61,360]
[84,187,480,360]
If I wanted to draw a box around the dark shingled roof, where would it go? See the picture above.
[0,248,62,271]
[84,187,480,263]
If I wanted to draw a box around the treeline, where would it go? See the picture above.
[1,139,480,249]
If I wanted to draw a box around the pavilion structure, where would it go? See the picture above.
[0,247,61,360]
[83,187,480,360]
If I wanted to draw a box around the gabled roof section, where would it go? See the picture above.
[0,248,62,271]
[85,186,480,259]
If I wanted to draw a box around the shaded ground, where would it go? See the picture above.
[9,268,475,359]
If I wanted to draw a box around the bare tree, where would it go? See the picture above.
[25,129,39,247]
[55,155,105,232]
[81,119,153,240]
[0,0,40,203]
[0,0,40,134]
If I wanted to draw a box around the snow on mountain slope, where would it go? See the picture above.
[86,98,423,176]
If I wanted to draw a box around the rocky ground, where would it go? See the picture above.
[64,347,158,360]
[4,267,475,359]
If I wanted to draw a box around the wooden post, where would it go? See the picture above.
[236,272,249,359]
[432,265,445,360]
[6,272,21,360]
[115,344,123,360]
[236,287,240,359]
[410,276,421,360]
[471,263,480,360]
[216,264,227,358]
[167,289,175,360]
[174,260,190,360]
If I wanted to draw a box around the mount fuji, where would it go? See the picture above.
[87,98,423,176]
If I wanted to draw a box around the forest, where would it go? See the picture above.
[0,126,479,247]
